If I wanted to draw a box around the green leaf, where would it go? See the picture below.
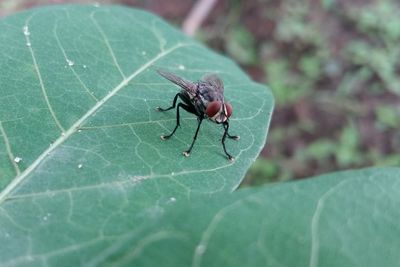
[0,4,273,265]
[87,168,400,267]
[337,122,362,166]
[320,0,336,10]
[376,105,400,129]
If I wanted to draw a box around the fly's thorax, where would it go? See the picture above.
[197,82,221,101]
[195,83,220,109]
[181,89,196,100]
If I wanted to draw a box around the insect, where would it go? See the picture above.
[156,69,239,161]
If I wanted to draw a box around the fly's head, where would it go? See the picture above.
[205,100,233,123]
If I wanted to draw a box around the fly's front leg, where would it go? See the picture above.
[227,132,240,140]
[225,119,239,140]
[156,93,179,112]
[222,121,234,161]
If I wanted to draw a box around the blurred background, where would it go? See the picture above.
[2,0,400,185]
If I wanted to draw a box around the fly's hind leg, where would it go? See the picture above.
[160,102,185,140]
[158,92,204,157]
[156,93,180,112]
[160,102,197,140]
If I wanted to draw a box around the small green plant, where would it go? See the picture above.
[236,0,400,184]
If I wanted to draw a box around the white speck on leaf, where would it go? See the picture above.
[178,64,185,70]
[195,245,206,255]
[26,42,31,47]
[131,175,148,184]
[83,64,87,69]
[78,164,83,169]
[23,25,30,36]
[14,157,22,163]
[66,59,74,66]
[144,206,164,218]
[43,213,51,221]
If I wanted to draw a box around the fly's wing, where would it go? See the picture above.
[157,69,197,94]
[202,74,224,94]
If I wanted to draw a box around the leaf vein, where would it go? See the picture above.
[0,42,194,204]
[90,11,126,79]
[309,179,351,267]
[191,201,243,267]
[24,19,66,133]
[53,20,99,102]
[0,121,21,175]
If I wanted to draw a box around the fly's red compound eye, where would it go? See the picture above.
[225,102,233,118]
[206,101,222,118]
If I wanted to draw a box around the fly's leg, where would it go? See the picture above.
[225,121,239,140]
[156,93,179,112]
[157,91,204,157]
[222,122,234,161]
[160,103,196,140]
[161,102,185,140]
[183,116,203,157]
[227,132,240,140]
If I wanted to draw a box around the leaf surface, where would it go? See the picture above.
[89,168,400,267]
[0,5,273,265]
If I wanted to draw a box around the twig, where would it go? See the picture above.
[183,0,218,36]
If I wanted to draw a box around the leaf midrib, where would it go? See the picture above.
[0,42,193,204]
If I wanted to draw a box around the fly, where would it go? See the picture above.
[156,69,239,161]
